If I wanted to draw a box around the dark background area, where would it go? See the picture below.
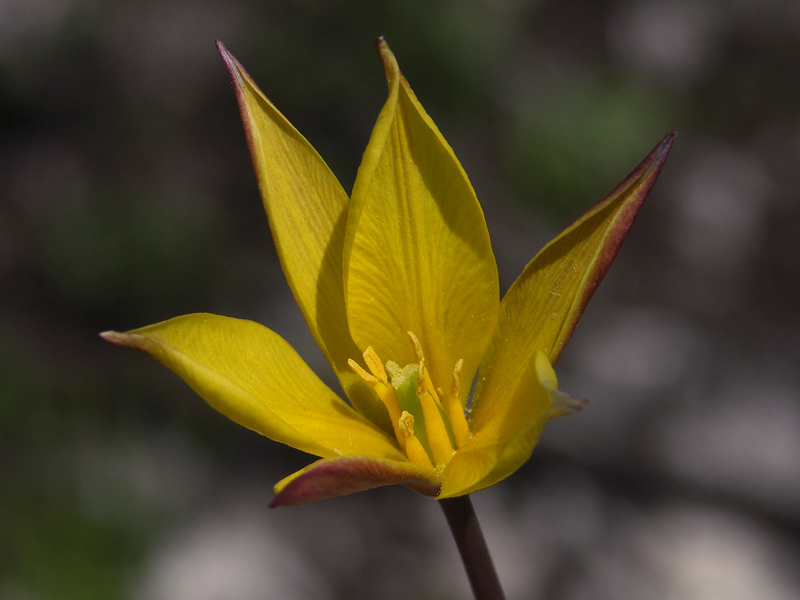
[2,1,799,598]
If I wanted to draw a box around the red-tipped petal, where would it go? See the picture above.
[270,455,440,508]
[215,41,390,430]
[470,132,675,435]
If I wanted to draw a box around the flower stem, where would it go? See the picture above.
[440,495,506,600]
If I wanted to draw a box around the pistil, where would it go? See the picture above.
[407,332,456,465]
[348,335,470,469]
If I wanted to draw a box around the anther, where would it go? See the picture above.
[348,358,377,384]
[398,411,415,438]
[363,346,388,384]
[407,331,424,362]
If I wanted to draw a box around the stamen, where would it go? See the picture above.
[347,359,377,384]
[363,346,388,384]
[387,360,431,457]
[398,411,415,437]
[362,336,461,468]
[407,331,424,362]
[406,331,456,464]
[423,368,444,410]
[449,359,471,448]
[349,354,404,450]
[398,411,433,468]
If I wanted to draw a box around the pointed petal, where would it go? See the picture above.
[470,133,675,434]
[270,454,440,507]
[102,314,404,461]
[216,42,387,427]
[344,39,498,400]
[439,351,579,498]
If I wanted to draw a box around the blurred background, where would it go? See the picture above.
[2,0,799,598]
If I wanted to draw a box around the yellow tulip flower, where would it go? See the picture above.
[103,39,673,507]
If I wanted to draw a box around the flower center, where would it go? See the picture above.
[348,332,471,469]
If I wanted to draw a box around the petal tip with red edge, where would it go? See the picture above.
[549,130,676,361]
[216,40,246,90]
[269,455,440,508]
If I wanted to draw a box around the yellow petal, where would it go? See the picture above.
[470,133,675,434]
[439,351,580,498]
[438,351,548,497]
[270,454,440,507]
[101,314,404,461]
[344,39,498,400]
[217,42,388,428]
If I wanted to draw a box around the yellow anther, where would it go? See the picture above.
[363,346,388,384]
[398,411,415,438]
[348,358,378,385]
[406,332,444,410]
[449,359,471,448]
[407,331,425,362]
[398,411,433,468]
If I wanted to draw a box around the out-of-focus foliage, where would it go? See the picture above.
[2,1,799,599]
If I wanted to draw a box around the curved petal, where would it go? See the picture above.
[470,133,675,433]
[101,314,404,461]
[439,420,549,499]
[216,42,388,428]
[344,39,498,400]
[270,454,440,507]
[439,351,555,498]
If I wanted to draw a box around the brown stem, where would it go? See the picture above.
[440,495,506,600]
